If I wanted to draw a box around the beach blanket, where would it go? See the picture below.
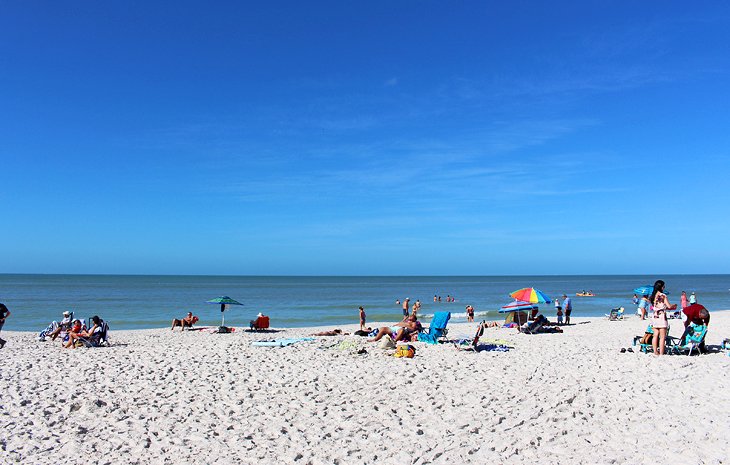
[252,337,315,347]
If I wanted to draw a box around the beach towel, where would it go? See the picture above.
[430,312,450,333]
[252,337,314,347]
[38,321,59,341]
[418,311,451,344]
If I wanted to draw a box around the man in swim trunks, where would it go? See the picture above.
[171,312,198,331]
[402,298,410,318]
[562,294,573,325]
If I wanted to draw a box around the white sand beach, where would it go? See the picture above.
[2,313,730,465]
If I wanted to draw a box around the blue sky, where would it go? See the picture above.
[1,1,729,275]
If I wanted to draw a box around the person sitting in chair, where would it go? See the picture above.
[368,314,421,343]
[171,312,198,331]
[250,312,270,330]
[63,320,88,349]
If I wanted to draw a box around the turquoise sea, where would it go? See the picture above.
[1,274,729,331]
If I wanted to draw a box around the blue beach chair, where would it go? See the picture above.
[669,323,708,356]
[418,312,451,344]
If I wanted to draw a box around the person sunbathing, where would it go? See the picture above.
[171,312,198,331]
[368,315,421,342]
[311,329,350,336]
[41,310,73,342]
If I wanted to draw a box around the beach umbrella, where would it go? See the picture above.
[633,285,653,295]
[499,300,535,328]
[634,285,669,295]
[510,287,551,304]
[498,300,535,313]
[206,296,243,327]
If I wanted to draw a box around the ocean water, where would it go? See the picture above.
[1,274,729,331]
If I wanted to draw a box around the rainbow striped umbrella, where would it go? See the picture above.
[510,287,551,304]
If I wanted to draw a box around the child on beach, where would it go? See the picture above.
[359,306,366,330]
[555,297,563,325]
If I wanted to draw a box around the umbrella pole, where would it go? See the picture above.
[221,303,225,327]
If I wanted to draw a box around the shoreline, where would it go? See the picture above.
[4,309,730,336]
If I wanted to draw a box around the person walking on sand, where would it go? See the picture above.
[562,294,572,325]
[0,303,10,349]
[402,298,410,318]
[359,306,366,331]
[650,280,677,356]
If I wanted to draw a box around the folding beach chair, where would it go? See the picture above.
[417,312,451,344]
[668,323,707,356]
[249,315,270,331]
[454,321,485,351]
[521,314,548,334]
[79,318,110,347]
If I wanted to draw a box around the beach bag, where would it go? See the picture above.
[378,337,396,349]
[393,344,416,358]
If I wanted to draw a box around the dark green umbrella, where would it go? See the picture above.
[206,296,243,327]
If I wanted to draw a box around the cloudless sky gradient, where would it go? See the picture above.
[1,1,729,275]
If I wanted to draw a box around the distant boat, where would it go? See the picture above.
[576,292,595,297]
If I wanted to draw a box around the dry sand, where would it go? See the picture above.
[2,312,730,465]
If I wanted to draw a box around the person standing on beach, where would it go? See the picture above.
[650,280,676,356]
[680,291,688,310]
[554,297,563,325]
[637,294,650,320]
[359,306,366,331]
[402,298,410,318]
[689,292,697,305]
[0,303,10,349]
[562,294,572,325]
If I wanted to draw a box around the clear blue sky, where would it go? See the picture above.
[1,1,729,275]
